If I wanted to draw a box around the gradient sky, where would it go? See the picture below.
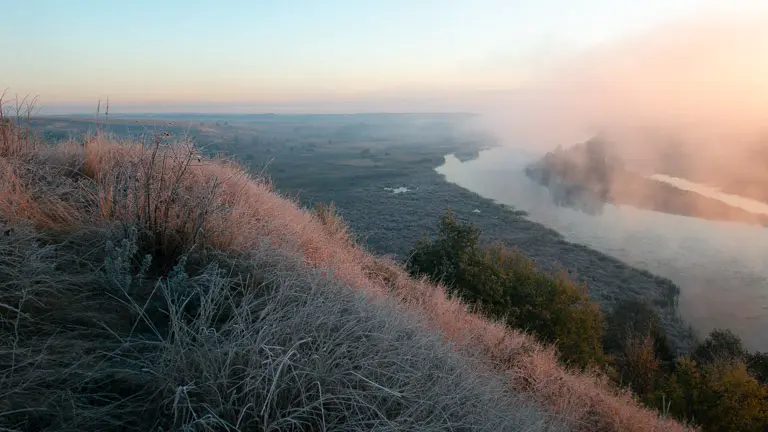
[2,0,766,112]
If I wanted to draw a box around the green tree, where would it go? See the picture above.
[655,356,768,431]
[408,211,605,368]
[655,357,701,419]
[620,334,661,397]
[746,351,768,384]
[696,361,768,432]
[693,328,746,365]
[604,298,675,364]
[604,299,675,397]
[407,210,480,288]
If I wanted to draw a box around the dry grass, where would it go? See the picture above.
[0,129,692,431]
[0,92,40,160]
[1,226,563,431]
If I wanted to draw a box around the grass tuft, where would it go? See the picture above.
[0,92,40,160]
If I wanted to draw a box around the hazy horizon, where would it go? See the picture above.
[4,1,767,115]
[6,0,768,192]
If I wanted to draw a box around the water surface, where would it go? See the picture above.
[436,147,768,351]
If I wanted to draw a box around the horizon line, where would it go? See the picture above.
[32,111,479,118]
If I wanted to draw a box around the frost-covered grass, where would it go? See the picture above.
[0,226,561,431]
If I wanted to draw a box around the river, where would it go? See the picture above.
[436,146,768,351]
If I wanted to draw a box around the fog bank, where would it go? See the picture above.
[475,13,768,181]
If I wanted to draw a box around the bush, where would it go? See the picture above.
[407,210,605,368]
[407,210,481,287]
[604,299,675,365]
[746,351,768,384]
[656,358,768,432]
[604,299,676,397]
[695,361,768,432]
[646,329,768,431]
[620,335,661,397]
[687,328,768,385]
[692,328,746,365]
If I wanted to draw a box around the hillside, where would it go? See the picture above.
[26,114,695,353]
[0,120,695,430]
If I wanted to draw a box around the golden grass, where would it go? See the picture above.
[0,133,692,432]
[0,93,40,160]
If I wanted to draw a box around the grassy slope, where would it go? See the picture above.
[1,227,558,431]
[0,129,690,431]
[26,115,694,352]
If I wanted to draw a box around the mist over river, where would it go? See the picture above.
[436,147,768,351]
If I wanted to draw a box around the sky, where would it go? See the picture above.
[479,9,768,149]
[2,0,767,113]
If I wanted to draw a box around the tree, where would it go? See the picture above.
[655,356,768,431]
[408,211,605,368]
[745,351,768,384]
[407,210,480,288]
[604,299,675,365]
[693,328,745,365]
[696,361,768,432]
[620,335,660,397]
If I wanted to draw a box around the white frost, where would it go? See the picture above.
[385,187,412,194]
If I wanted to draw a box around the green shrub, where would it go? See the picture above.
[604,299,676,397]
[746,351,768,384]
[407,210,481,288]
[693,328,746,365]
[620,334,661,397]
[407,210,605,368]
[656,358,768,431]
[604,298,675,365]
[648,329,768,431]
